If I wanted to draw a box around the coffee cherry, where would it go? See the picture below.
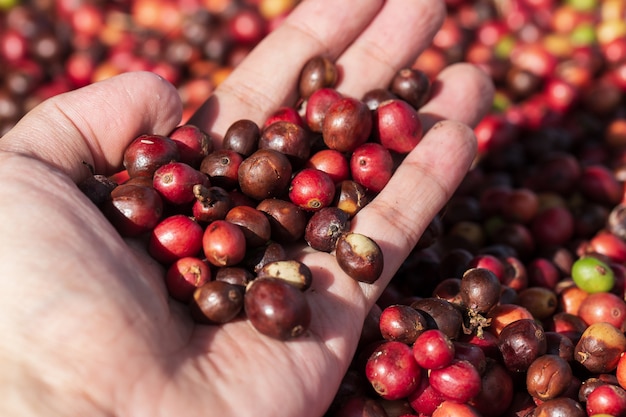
[200,149,244,190]
[288,168,336,211]
[256,259,313,291]
[305,87,343,132]
[428,359,482,404]
[191,185,232,224]
[123,134,180,178]
[498,318,547,372]
[202,219,247,267]
[222,119,260,157]
[165,256,212,303]
[238,149,292,201]
[374,99,423,154]
[335,232,384,284]
[304,206,350,252]
[298,55,338,99]
[153,161,211,206]
[305,148,350,184]
[350,142,393,193]
[224,205,271,248]
[334,180,369,217]
[244,277,311,340]
[322,97,372,153]
[526,354,573,401]
[575,322,626,374]
[190,280,245,324]
[168,124,213,168]
[460,267,501,314]
[102,183,164,237]
[389,68,432,110]
[258,120,311,164]
[412,329,455,370]
[378,304,428,345]
[256,198,307,243]
[571,255,615,293]
[365,340,422,400]
[149,214,204,265]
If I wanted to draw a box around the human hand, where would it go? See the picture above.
[0,0,493,416]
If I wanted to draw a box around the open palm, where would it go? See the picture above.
[0,1,494,416]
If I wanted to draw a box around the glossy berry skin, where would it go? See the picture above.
[428,359,482,404]
[148,215,204,265]
[305,149,350,184]
[288,168,336,211]
[412,329,455,370]
[374,99,423,154]
[165,256,212,302]
[322,97,373,153]
[365,340,422,400]
[244,277,311,340]
[202,219,247,267]
[350,142,393,193]
[102,183,164,237]
[153,161,211,206]
[123,134,180,178]
[168,124,212,168]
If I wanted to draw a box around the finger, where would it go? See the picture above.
[189,0,385,137]
[335,0,446,99]
[420,62,495,130]
[0,72,182,182]
[351,120,478,301]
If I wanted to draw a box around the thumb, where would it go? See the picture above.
[0,71,183,182]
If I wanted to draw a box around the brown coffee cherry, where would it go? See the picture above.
[244,277,311,340]
[304,206,351,252]
[389,67,432,110]
[256,198,307,243]
[322,97,373,153]
[298,55,338,99]
[238,149,292,201]
[334,180,369,217]
[190,280,245,324]
[259,120,311,165]
[526,354,573,401]
[101,183,164,237]
[335,232,384,284]
[222,119,260,157]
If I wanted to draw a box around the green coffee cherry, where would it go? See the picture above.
[571,256,615,294]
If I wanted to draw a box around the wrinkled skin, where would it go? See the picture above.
[0,0,494,416]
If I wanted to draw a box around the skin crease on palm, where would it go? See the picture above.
[0,0,494,416]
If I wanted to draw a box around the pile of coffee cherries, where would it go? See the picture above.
[326,1,626,417]
[80,55,432,341]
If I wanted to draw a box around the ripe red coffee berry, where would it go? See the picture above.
[350,142,394,193]
[123,134,180,178]
[305,148,350,184]
[374,99,423,154]
[202,219,247,267]
[305,87,343,133]
[165,256,212,303]
[379,304,428,345]
[412,329,455,370]
[322,97,372,153]
[152,161,210,206]
[244,277,311,340]
[168,124,213,168]
[365,340,422,400]
[335,232,384,284]
[428,359,482,404]
[148,214,204,265]
[288,168,336,211]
